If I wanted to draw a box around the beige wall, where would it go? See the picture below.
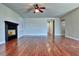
[62,7,79,40]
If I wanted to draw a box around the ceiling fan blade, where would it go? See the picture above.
[34,4,39,8]
[33,11,35,13]
[39,9,43,13]
[39,7,45,9]
[36,4,39,8]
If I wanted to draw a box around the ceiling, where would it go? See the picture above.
[3,3,79,18]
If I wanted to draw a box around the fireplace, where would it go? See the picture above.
[5,21,18,42]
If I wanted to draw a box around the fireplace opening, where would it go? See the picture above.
[8,29,16,36]
[5,21,18,42]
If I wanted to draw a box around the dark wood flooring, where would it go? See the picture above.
[0,35,79,56]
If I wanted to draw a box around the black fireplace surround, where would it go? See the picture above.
[5,21,18,42]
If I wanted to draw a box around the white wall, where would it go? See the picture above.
[0,4,24,44]
[23,18,62,36]
[23,18,48,36]
[62,8,79,40]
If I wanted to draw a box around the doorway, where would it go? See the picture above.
[61,19,65,37]
[47,20,55,37]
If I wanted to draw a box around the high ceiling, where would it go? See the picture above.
[3,3,79,18]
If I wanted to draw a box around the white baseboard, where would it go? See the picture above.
[24,34,47,36]
[0,41,5,45]
[65,36,79,41]
[24,34,63,37]
[18,34,25,38]
[55,34,63,36]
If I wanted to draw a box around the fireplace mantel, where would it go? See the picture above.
[5,21,18,26]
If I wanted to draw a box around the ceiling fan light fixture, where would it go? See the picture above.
[33,4,45,13]
[34,9,39,13]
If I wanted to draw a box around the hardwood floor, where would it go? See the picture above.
[0,35,79,56]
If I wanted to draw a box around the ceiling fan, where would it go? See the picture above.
[26,4,46,13]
